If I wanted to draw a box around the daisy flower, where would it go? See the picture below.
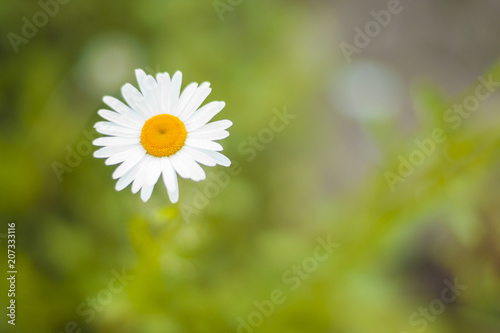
[93,69,232,203]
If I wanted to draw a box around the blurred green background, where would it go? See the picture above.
[1,0,500,332]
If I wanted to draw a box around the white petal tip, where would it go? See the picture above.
[115,185,125,192]
[121,83,134,93]
[168,189,179,204]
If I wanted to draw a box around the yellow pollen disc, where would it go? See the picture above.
[140,114,187,157]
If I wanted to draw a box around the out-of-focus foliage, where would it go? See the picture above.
[1,0,500,333]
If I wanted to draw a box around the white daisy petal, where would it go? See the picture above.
[193,119,233,133]
[105,146,144,166]
[168,187,179,203]
[161,157,179,203]
[136,69,161,116]
[94,145,137,158]
[140,183,154,202]
[160,157,176,190]
[175,82,198,117]
[156,72,171,84]
[93,136,140,147]
[115,157,145,191]
[156,73,171,114]
[179,82,211,121]
[167,177,179,203]
[131,170,145,193]
[121,83,153,119]
[140,159,162,202]
[135,69,151,95]
[188,130,229,141]
[103,96,135,115]
[185,101,225,131]
[101,98,146,126]
[169,71,182,115]
[169,153,190,179]
[199,149,231,167]
[94,122,141,137]
[176,150,206,181]
[180,146,216,167]
[146,159,163,186]
[112,149,146,179]
[98,109,143,129]
[132,156,151,193]
[185,138,223,151]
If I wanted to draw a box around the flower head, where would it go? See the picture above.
[93,70,232,203]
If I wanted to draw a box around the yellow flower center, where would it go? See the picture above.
[140,114,187,157]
